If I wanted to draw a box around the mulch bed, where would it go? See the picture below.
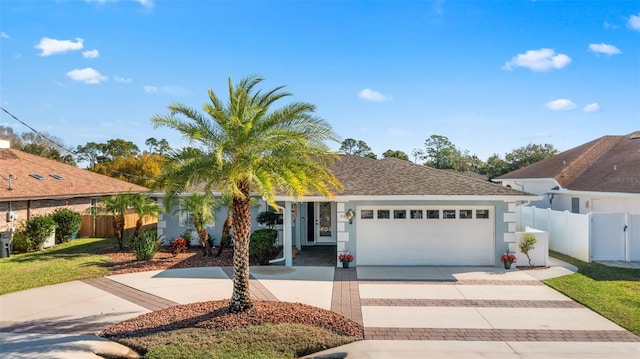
[101,246,235,275]
[100,300,363,339]
[98,245,365,343]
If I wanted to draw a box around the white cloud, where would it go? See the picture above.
[144,85,158,93]
[86,0,153,8]
[503,48,571,72]
[545,99,576,111]
[35,37,84,56]
[1,32,9,39]
[358,88,390,102]
[629,13,640,31]
[82,49,100,58]
[135,0,154,8]
[114,76,132,83]
[66,67,107,84]
[588,43,621,55]
[583,102,600,112]
[603,21,618,29]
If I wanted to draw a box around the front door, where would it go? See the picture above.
[306,202,336,244]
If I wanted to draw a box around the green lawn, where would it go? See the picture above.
[0,237,117,295]
[545,251,640,336]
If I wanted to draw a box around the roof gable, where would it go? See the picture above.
[0,148,148,201]
[497,131,640,194]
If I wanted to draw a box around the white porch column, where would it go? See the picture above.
[284,201,293,267]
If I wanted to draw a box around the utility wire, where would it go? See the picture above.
[1,106,72,155]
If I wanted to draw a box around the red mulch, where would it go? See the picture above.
[101,246,235,275]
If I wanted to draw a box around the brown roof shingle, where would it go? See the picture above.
[497,131,640,194]
[0,148,148,201]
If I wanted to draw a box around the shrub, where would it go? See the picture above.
[249,228,277,265]
[22,215,56,251]
[51,208,82,243]
[519,233,538,268]
[132,231,163,261]
[10,231,30,253]
[256,211,279,228]
[171,237,189,256]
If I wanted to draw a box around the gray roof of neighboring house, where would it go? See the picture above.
[0,148,149,201]
[330,155,534,197]
[496,131,640,194]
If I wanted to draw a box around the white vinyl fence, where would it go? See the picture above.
[517,206,640,262]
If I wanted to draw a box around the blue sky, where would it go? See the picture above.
[1,0,638,162]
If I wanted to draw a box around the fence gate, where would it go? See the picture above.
[591,213,625,261]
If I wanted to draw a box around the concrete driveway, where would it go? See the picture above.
[1,259,638,358]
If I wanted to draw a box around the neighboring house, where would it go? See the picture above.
[495,131,640,215]
[159,155,538,267]
[0,140,148,240]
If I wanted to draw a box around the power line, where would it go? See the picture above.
[0,106,72,155]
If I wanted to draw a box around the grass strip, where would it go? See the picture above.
[0,237,116,295]
[545,251,640,336]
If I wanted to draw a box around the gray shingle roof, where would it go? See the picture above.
[332,155,533,197]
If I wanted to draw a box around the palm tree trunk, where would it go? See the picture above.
[229,181,253,313]
[112,215,125,250]
[133,218,143,239]
[216,216,232,257]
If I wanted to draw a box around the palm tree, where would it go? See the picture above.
[176,192,217,256]
[152,75,341,313]
[130,193,162,238]
[100,193,133,250]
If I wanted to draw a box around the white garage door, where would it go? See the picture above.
[357,206,495,266]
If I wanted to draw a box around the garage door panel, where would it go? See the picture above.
[357,207,494,266]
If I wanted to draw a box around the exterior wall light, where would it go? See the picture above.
[345,209,355,224]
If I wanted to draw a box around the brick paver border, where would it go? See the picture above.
[221,266,279,301]
[361,298,584,308]
[364,327,640,342]
[331,267,362,325]
[82,277,178,311]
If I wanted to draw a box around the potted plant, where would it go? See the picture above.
[500,253,516,269]
[338,252,354,268]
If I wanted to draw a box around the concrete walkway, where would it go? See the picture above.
[1,261,638,359]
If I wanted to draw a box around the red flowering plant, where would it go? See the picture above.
[338,253,354,263]
[500,253,517,263]
[171,237,189,256]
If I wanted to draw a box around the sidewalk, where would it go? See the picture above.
[1,262,638,359]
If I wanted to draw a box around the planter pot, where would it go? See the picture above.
[503,261,513,269]
[342,262,349,268]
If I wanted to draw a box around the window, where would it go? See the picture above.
[394,210,407,219]
[361,210,374,219]
[426,210,439,219]
[443,209,456,219]
[476,209,490,219]
[460,209,473,219]
[410,210,423,219]
[377,210,390,219]
[571,198,580,214]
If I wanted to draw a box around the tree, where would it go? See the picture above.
[480,154,509,180]
[145,137,172,155]
[129,193,162,238]
[423,134,457,169]
[339,138,376,158]
[75,142,104,167]
[100,192,135,250]
[411,148,424,164]
[505,143,557,172]
[91,152,167,187]
[176,192,217,257]
[382,149,409,161]
[104,138,140,160]
[152,75,341,313]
